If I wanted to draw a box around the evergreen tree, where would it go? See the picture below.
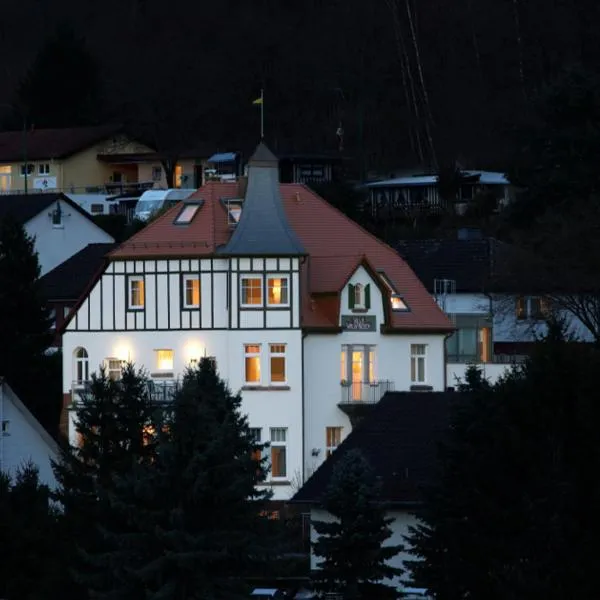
[52,363,157,599]
[106,357,273,600]
[0,214,56,431]
[0,463,65,600]
[311,449,403,599]
[409,322,600,599]
[9,22,104,129]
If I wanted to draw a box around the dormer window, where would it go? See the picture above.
[174,203,200,224]
[348,283,370,311]
[222,198,243,226]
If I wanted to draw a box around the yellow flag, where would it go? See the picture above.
[252,97,263,105]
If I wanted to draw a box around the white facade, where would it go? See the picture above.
[304,266,445,476]
[0,380,59,489]
[310,507,420,590]
[63,259,447,499]
[25,197,114,275]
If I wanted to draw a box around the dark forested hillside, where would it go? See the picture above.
[1,0,598,173]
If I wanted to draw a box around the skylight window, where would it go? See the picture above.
[378,270,410,312]
[174,203,200,224]
[221,198,243,226]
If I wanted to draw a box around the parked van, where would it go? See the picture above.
[133,189,196,222]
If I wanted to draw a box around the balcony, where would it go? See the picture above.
[446,355,528,387]
[71,379,179,406]
[337,380,395,426]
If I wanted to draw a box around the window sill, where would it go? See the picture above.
[52,225,64,229]
[267,480,290,486]
[242,385,291,391]
[182,305,201,310]
[127,306,145,311]
[351,308,368,314]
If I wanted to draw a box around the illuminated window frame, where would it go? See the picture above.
[182,274,201,309]
[267,275,290,307]
[240,275,263,307]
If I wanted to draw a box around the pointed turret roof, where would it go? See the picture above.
[219,142,306,256]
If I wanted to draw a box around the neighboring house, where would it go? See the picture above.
[39,243,118,344]
[291,390,452,592]
[363,170,512,216]
[0,193,115,275]
[0,125,209,194]
[0,377,59,489]
[396,234,594,385]
[60,142,453,500]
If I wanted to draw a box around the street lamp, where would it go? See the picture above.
[0,104,29,195]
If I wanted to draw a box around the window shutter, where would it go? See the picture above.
[348,284,355,309]
[365,284,371,309]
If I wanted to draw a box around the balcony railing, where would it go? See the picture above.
[447,354,528,364]
[339,380,395,405]
[71,379,179,405]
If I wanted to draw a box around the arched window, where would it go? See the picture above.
[74,347,89,385]
[354,283,364,307]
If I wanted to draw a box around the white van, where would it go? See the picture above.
[133,189,196,222]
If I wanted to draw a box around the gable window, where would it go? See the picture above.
[348,282,371,311]
[74,347,89,385]
[516,296,549,320]
[38,163,50,175]
[241,276,263,306]
[151,166,162,181]
[182,275,201,308]
[105,358,122,381]
[174,203,200,224]
[326,427,342,458]
[267,276,289,306]
[244,344,261,383]
[51,203,63,227]
[155,349,174,372]
[269,344,286,384]
[128,276,145,309]
[270,428,287,478]
[20,163,34,176]
[410,344,427,384]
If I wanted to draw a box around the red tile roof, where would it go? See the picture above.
[110,182,452,332]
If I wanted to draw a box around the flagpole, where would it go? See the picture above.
[260,88,264,139]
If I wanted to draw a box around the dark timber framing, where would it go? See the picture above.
[68,256,301,333]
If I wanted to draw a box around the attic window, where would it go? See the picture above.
[222,198,243,226]
[174,203,200,224]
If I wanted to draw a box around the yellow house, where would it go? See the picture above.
[0,125,207,194]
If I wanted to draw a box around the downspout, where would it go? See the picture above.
[0,376,4,473]
[300,255,308,485]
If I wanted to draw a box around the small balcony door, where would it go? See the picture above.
[342,345,375,402]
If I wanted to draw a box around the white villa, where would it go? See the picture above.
[61,142,453,500]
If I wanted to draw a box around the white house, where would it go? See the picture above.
[61,142,453,500]
[0,377,59,489]
[0,192,115,275]
[397,234,595,385]
[291,390,451,594]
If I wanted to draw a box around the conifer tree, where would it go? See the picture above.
[53,363,157,598]
[0,463,65,600]
[0,213,55,430]
[311,448,403,599]
[409,322,600,599]
[106,357,273,600]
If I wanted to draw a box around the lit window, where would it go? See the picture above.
[326,427,342,457]
[105,358,122,381]
[174,164,183,187]
[270,344,286,384]
[183,275,200,308]
[391,295,408,311]
[74,347,89,385]
[270,428,287,478]
[241,276,263,306]
[128,276,145,309]
[174,204,200,224]
[38,163,50,175]
[267,276,289,306]
[156,349,174,371]
[244,344,261,383]
[340,348,347,382]
[516,296,550,320]
[410,344,427,384]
